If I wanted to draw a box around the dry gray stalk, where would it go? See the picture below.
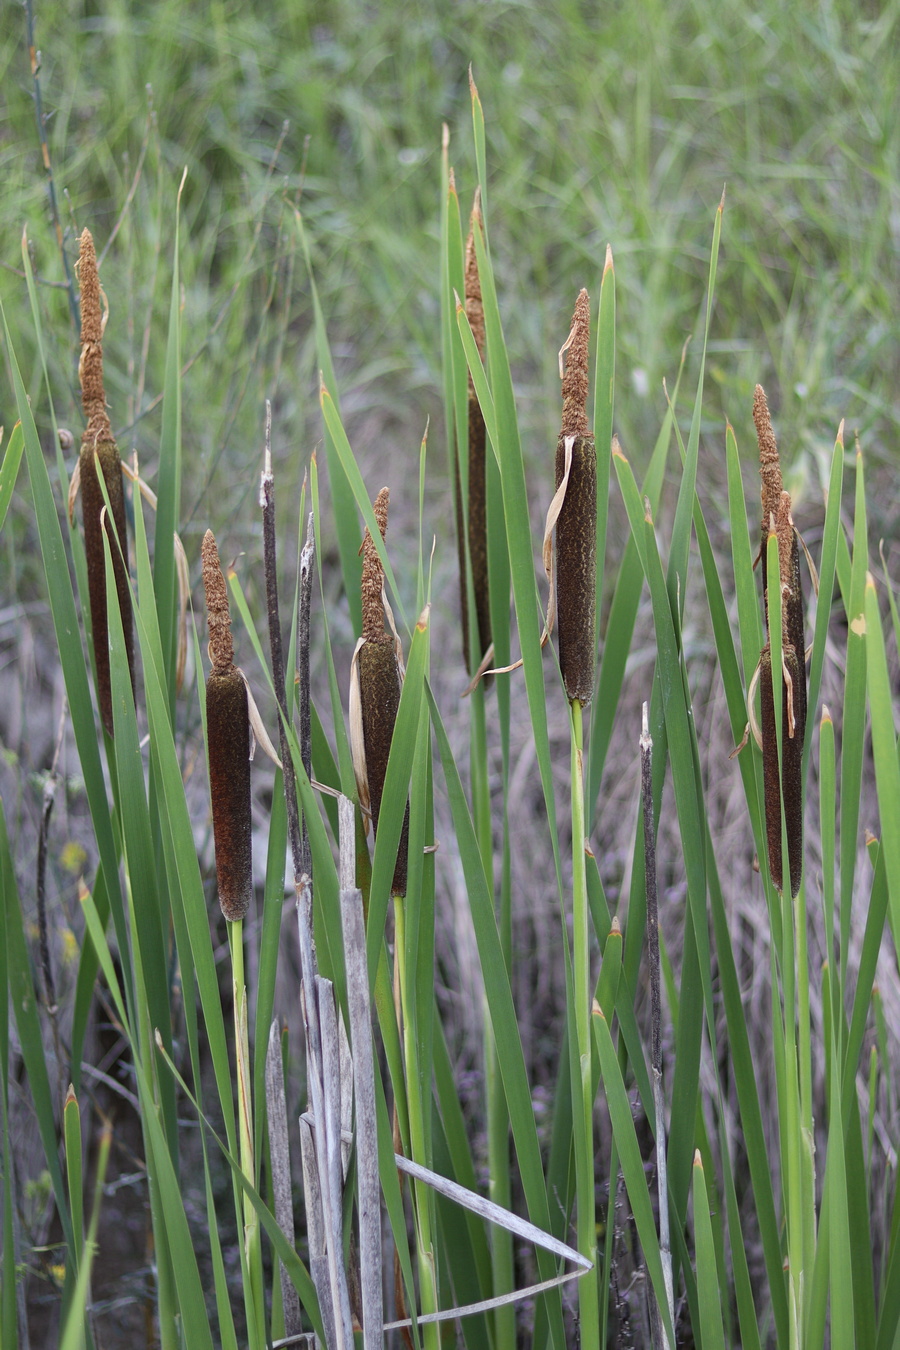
[266,1021,302,1339]
[338,795,383,1347]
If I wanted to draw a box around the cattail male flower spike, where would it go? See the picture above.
[202,531,252,922]
[78,228,135,735]
[555,288,596,706]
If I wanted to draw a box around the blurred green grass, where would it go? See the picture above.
[2,0,897,547]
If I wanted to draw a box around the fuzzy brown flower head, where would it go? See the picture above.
[464,189,485,362]
[202,530,235,673]
[206,667,252,921]
[77,227,133,736]
[753,384,782,536]
[78,229,111,442]
[561,288,590,438]
[361,488,391,644]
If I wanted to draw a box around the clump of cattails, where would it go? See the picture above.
[754,385,806,897]
[554,288,596,706]
[77,227,135,735]
[455,188,492,680]
[350,489,409,897]
[202,530,252,922]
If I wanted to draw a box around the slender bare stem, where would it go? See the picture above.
[641,703,674,1349]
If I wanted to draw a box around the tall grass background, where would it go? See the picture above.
[1,0,899,1345]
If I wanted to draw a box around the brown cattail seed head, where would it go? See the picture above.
[457,188,491,677]
[556,288,596,705]
[78,228,134,737]
[773,490,807,752]
[202,530,235,671]
[202,531,251,921]
[358,642,409,897]
[464,191,486,362]
[760,641,804,897]
[357,490,409,895]
[753,383,782,602]
[561,288,591,438]
[361,488,391,644]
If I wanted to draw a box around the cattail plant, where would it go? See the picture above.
[456,189,492,678]
[350,487,409,897]
[202,529,252,921]
[77,227,134,735]
[754,386,806,896]
[555,287,596,705]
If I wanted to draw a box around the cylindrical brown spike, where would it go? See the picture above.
[202,531,252,921]
[357,490,409,895]
[556,288,596,706]
[206,668,253,921]
[460,190,492,678]
[774,491,807,735]
[78,228,134,737]
[760,642,804,897]
[361,488,390,644]
[358,642,409,898]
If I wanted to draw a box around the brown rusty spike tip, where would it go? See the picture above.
[561,289,590,438]
[202,530,235,673]
[361,489,391,644]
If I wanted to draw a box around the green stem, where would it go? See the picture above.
[571,702,599,1349]
[472,684,516,1347]
[230,920,265,1347]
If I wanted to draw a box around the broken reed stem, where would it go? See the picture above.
[266,1021,303,1339]
[556,287,596,705]
[35,699,66,1015]
[202,530,252,922]
[641,704,674,1350]
[78,227,135,737]
[298,511,315,882]
[354,488,409,897]
[460,189,492,678]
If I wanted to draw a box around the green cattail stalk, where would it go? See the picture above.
[78,227,134,736]
[353,489,409,897]
[556,288,596,705]
[754,392,806,898]
[202,530,252,922]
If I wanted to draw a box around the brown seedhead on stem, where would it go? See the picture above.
[753,383,782,600]
[754,391,806,898]
[202,530,251,922]
[555,287,596,705]
[77,227,134,737]
[352,491,409,895]
[456,189,492,679]
[361,488,391,644]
